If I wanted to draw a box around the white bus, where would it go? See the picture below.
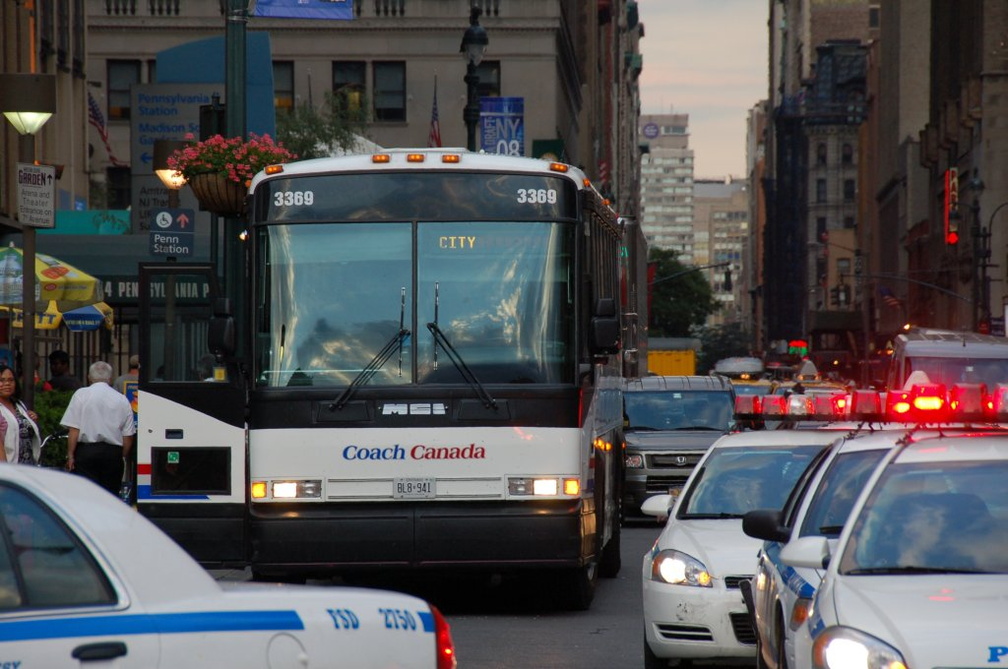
[134,149,626,609]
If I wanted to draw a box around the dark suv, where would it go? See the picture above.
[622,375,736,517]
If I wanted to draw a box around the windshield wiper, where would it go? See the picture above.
[682,512,743,520]
[427,282,497,410]
[846,566,984,575]
[330,288,410,411]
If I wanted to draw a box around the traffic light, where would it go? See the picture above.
[830,287,840,307]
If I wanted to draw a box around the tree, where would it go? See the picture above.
[648,248,719,337]
[275,91,371,160]
[694,322,755,374]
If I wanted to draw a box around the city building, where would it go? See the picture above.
[638,112,694,258]
[693,178,748,326]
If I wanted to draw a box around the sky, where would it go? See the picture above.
[636,0,770,179]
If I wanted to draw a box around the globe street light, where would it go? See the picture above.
[0,73,57,407]
[460,6,488,152]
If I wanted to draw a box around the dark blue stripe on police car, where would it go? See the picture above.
[0,610,304,641]
[136,484,210,501]
[417,611,434,633]
[766,541,816,599]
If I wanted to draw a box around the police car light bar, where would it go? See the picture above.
[733,382,1001,426]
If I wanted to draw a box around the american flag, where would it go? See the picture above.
[87,92,126,166]
[427,78,442,148]
[87,92,109,141]
[879,285,903,309]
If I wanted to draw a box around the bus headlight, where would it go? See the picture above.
[625,453,644,468]
[508,477,579,497]
[261,480,323,500]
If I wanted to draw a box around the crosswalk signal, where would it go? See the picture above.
[946,210,960,245]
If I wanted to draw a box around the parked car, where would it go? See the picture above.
[0,465,456,669]
[622,375,736,517]
[640,429,839,668]
[781,433,1008,669]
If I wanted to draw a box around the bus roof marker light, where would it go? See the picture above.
[406,153,425,163]
[372,153,391,164]
[264,164,284,175]
[441,154,461,163]
[549,162,569,173]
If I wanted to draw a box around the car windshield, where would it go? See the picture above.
[840,460,1008,574]
[679,444,827,518]
[623,390,735,431]
[798,449,888,538]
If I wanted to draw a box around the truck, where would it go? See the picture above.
[647,337,701,376]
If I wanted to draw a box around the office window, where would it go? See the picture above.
[333,61,365,113]
[842,143,853,165]
[106,167,131,210]
[816,179,827,203]
[274,61,294,113]
[72,0,85,76]
[107,60,141,120]
[816,143,827,165]
[475,61,501,97]
[843,216,855,229]
[373,61,405,122]
[843,179,856,202]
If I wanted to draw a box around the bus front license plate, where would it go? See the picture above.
[394,478,436,499]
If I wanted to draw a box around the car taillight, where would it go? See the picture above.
[433,605,457,669]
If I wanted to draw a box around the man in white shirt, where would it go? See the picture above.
[61,361,137,496]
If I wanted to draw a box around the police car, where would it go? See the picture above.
[640,429,840,668]
[743,430,903,669]
[781,431,1008,669]
[0,465,456,668]
[743,381,1008,669]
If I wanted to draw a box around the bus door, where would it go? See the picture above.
[136,263,248,567]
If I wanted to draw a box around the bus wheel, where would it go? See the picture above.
[599,515,622,578]
[561,559,598,610]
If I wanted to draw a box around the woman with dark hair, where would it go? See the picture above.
[0,363,42,464]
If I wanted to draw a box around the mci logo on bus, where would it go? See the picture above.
[381,402,447,416]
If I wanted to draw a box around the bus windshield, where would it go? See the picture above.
[255,220,575,387]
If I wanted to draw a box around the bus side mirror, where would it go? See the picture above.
[208,298,236,357]
[590,297,620,355]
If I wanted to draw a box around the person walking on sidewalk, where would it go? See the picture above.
[61,361,136,495]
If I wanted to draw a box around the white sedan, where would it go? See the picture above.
[0,465,456,668]
[782,433,1008,669]
[641,429,839,668]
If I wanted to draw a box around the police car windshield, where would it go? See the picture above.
[679,445,826,518]
[839,460,1008,575]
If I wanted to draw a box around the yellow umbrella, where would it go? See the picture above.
[0,243,104,310]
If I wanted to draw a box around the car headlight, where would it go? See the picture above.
[625,453,644,469]
[650,549,712,587]
[812,626,907,669]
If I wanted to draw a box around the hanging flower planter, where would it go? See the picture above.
[166,133,298,218]
[187,172,248,217]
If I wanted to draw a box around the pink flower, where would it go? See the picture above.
[167,133,297,186]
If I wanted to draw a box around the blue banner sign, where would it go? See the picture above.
[480,97,525,156]
[253,0,354,19]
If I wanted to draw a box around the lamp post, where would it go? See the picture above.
[460,6,488,152]
[968,177,986,331]
[152,139,189,208]
[979,200,1008,332]
[0,73,57,408]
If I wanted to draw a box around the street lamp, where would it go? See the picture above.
[0,73,57,408]
[968,176,986,331]
[460,6,488,152]
[153,139,189,208]
[979,200,1008,332]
